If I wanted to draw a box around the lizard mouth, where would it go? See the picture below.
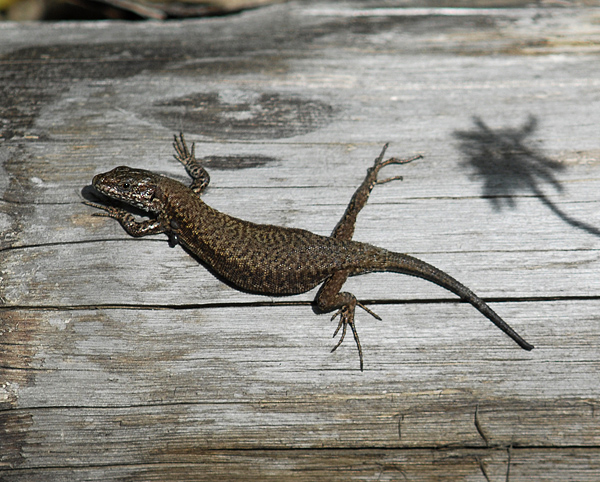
[91,175,125,202]
[91,169,159,213]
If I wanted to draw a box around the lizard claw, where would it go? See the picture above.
[366,144,422,188]
[356,301,382,320]
[85,199,165,237]
[173,132,195,165]
[172,132,210,194]
[374,154,422,185]
[330,304,365,371]
[83,200,122,219]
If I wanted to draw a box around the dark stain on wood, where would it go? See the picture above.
[151,92,337,140]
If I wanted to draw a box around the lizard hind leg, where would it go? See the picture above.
[317,270,381,371]
[332,144,422,241]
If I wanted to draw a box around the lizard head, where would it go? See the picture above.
[92,166,163,213]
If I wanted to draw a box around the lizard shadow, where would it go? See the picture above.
[453,115,600,237]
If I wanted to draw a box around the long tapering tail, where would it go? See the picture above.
[383,251,534,351]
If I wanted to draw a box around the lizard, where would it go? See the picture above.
[85,133,534,370]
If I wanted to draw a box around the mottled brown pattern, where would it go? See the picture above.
[85,134,533,370]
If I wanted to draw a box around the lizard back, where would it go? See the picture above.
[163,179,389,295]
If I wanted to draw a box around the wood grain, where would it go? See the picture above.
[1,2,600,480]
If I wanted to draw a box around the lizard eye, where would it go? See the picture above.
[121,181,131,190]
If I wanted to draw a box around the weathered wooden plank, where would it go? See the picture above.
[4,141,600,245]
[5,168,600,260]
[2,2,600,480]
[2,397,600,468]
[3,239,600,306]
[3,130,599,206]
[1,300,596,407]
[1,448,599,482]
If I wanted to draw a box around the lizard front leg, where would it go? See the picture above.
[316,270,381,371]
[84,201,167,237]
[332,145,421,241]
[173,133,211,195]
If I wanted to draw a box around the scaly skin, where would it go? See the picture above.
[85,133,533,370]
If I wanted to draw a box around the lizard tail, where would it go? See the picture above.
[381,251,534,351]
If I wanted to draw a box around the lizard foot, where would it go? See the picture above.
[173,132,210,193]
[83,200,126,219]
[173,132,195,166]
[371,144,422,185]
[330,301,380,371]
[84,200,165,237]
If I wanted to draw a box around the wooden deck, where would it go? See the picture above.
[1,2,600,480]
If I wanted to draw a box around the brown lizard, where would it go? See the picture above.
[85,133,533,370]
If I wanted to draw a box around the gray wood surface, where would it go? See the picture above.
[1,2,600,480]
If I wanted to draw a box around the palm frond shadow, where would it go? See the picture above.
[454,116,600,237]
